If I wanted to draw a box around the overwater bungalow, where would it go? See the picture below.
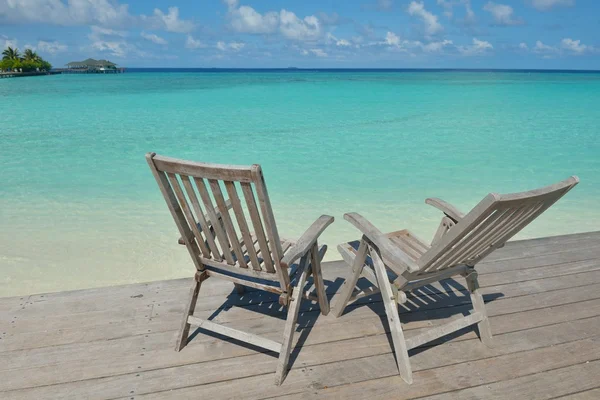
[62,58,125,74]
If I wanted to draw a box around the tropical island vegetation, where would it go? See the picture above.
[1,47,52,72]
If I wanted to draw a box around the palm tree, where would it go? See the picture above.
[23,48,40,62]
[2,46,21,61]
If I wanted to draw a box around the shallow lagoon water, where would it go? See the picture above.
[1,70,599,296]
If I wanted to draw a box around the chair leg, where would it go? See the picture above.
[275,260,310,386]
[234,283,245,295]
[466,270,493,347]
[332,239,368,318]
[310,243,330,316]
[175,273,206,352]
[371,247,413,384]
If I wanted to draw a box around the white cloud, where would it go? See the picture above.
[228,5,279,34]
[91,40,129,58]
[407,1,443,36]
[302,48,328,57]
[279,10,321,41]
[326,33,352,47]
[223,2,321,41]
[90,26,127,38]
[229,41,245,51]
[422,39,453,52]
[144,7,195,33]
[0,0,131,27]
[519,42,529,50]
[0,1,194,33]
[530,0,575,11]
[438,0,476,23]
[458,38,493,55]
[483,2,523,26]
[561,38,590,54]
[216,41,245,52]
[533,40,557,56]
[141,32,167,45]
[1,35,18,49]
[385,31,401,46]
[35,40,68,54]
[522,38,592,57]
[310,48,327,57]
[185,35,206,49]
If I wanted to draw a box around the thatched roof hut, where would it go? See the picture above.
[66,58,117,69]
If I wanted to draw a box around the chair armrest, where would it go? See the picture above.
[343,213,420,274]
[178,199,233,245]
[280,215,334,268]
[425,198,465,223]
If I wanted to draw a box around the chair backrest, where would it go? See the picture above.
[147,153,289,289]
[418,176,579,273]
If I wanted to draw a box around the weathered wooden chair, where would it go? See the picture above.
[146,153,334,385]
[332,177,579,384]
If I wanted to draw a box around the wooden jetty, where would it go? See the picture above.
[0,71,59,79]
[1,231,599,399]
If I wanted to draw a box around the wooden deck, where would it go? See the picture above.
[1,231,600,399]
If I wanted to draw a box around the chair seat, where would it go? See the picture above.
[384,230,430,262]
[339,229,430,265]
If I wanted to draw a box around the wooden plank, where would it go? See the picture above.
[206,270,282,295]
[241,182,274,273]
[417,360,600,400]
[405,312,482,350]
[194,177,235,264]
[151,154,254,182]
[275,258,310,385]
[3,296,599,395]
[5,258,600,347]
[180,175,222,260]
[224,181,262,271]
[187,316,282,353]
[371,246,412,383]
[332,240,368,317]
[145,154,203,272]
[310,243,329,315]
[208,179,247,268]
[101,326,599,400]
[166,173,211,258]
[555,387,600,400]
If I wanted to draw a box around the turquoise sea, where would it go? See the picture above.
[1,70,599,297]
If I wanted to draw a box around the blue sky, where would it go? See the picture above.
[1,0,598,68]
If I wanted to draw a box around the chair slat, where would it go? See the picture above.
[194,177,235,265]
[254,176,284,265]
[180,175,222,261]
[241,182,275,273]
[209,179,247,268]
[166,173,211,258]
[433,207,512,270]
[429,207,516,271]
[224,181,262,271]
[473,202,552,263]
[468,201,546,262]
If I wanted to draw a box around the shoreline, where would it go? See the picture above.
[2,229,598,299]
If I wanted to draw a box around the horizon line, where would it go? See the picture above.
[120,67,600,73]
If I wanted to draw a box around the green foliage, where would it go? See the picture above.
[2,46,21,60]
[23,48,41,62]
[0,46,52,72]
[0,58,13,70]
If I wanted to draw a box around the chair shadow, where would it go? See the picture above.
[340,269,504,359]
[188,263,345,371]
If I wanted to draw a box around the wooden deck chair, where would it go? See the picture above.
[332,176,579,384]
[146,153,334,385]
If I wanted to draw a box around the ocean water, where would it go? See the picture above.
[1,70,599,297]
